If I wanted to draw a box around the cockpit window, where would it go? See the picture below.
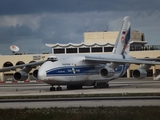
[46,56,58,62]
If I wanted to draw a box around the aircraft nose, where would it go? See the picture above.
[38,61,57,80]
[38,67,46,80]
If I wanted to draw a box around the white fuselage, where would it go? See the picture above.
[38,53,131,86]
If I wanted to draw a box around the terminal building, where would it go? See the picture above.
[0,30,160,82]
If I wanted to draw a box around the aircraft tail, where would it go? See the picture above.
[112,16,131,56]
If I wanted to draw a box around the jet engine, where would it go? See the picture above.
[13,66,32,81]
[132,69,147,79]
[14,70,28,81]
[100,67,115,78]
[33,69,38,79]
[132,64,151,79]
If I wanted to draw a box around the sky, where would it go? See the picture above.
[0,0,160,55]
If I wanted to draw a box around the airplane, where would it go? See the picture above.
[0,16,160,91]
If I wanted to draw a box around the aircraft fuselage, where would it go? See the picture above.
[38,54,130,86]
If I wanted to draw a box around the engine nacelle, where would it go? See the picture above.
[33,69,38,79]
[14,71,28,81]
[132,69,147,79]
[100,67,115,78]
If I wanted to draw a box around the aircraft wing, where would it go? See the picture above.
[0,60,46,72]
[84,56,160,65]
[136,58,160,62]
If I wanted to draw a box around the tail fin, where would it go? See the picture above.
[112,16,131,55]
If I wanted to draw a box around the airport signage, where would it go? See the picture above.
[33,56,45,60]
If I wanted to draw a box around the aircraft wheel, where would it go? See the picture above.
[67,85,82,90]
[50,87,55,91]
[67,85,71,90]
[76,85,82,89]
[106,83,109,88]
[57,87,62,91]
[94,82,109,88]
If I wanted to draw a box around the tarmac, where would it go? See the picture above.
[0,78,159,96]
[0,78,160,108]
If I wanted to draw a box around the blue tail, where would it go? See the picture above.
[112,16,131,56]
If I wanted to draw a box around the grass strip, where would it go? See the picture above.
[0,106,160,120]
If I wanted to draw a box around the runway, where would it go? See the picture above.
[0,78,160,108]
[0,78,160,96]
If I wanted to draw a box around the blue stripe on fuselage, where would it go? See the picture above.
[117,64,130,77]
[46,65,97,76]
[46,64,130,77]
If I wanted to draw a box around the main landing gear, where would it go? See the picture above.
[67,85,82,90]
[50,85,83,91]
[50,86,62,91]
[94,81,109,88]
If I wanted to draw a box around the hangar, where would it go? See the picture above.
[0,30,160,82]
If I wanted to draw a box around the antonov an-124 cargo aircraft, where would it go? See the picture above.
[1,16,160,91]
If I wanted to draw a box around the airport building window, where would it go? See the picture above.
[152,45,160,50]
[79,48,90,53]
[130,45,160,51]
[54,48,65,54]
[91,47,102,52]
[16,61,25,65]
[130,45,141,51]
[66,48,77,53]
[104,47,113,52]
[4,74,13,76]
[3,62,13,67]
[135,46,141,51]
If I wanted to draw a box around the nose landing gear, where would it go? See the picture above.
[50,86,62,91]
[50,86,55,91]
